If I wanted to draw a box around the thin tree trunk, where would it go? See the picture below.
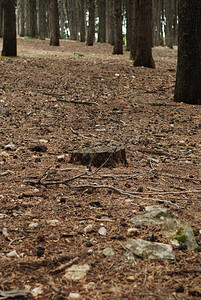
[29,0,37,37]
[86,0,95,46]
[79,0,86,42]
[98,0,106,43]
[38,0,47,39]
[174,0,201,105]
[106,0,114,44]
[49,0,60,46]
[113,0,123,54]
[126,0,134,51]
[0,0,3,37]
[2,0,17,56]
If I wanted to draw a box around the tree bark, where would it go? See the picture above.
[106,0,114,44]
[113,0,123,54]
[38,0,48,39]
[66,0,79,40]
[174,0,201,105]
[49,0,60,45]
[29,0,37,37]
[0,0,3,37]
[98,0,106,43]
[79,0,86,42]
[1,0,17,56]
[126,0,133,51]
[134,0,155,68]
[86,0,95,46]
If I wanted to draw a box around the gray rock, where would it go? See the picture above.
[131,205,174,226]
[121,251,137,264]
[163,220,198,250]
[63,264,90,281]
[103,247,115,257]
[125,238,175,260]
[0,109,9,116]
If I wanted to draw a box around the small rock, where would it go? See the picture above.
[31,286,43,297]
[103,247,115,257]
[30,144,47,152]
[84,282,96,291]
[98,227,107,236]
[5,143,16,151]
[0,109,9,116]
[63,264,90,281]
[29,222,39,229]
[68,292,81,299]
[6,250,19,258]
[121,251,136,265]
[127,276,135,282]
[84,224,94,234]
[127,228,139,237]
[47,219,60,226]
[57,155,65,162]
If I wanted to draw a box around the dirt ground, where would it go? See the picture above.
[0,38,201,299]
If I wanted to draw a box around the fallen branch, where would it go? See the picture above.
[50,256,79,274]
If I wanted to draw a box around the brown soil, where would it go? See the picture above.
[0,38,201,299]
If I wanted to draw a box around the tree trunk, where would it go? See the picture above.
[134,0,155,68]
[38,0,47,39]
[29,0,37,37]
[49,0,60,46]
[1,0,17,56]
[174,0,201,105]
[113,0,123,54]
[66,0,79,40]
[106,0,114,44]
[0,0,3,37]
[98,0,106,43]
[126,0,133,51]
[86,0,95,46]
[165,0,174,48]
[17,0,25,37]
[79,0,86,42]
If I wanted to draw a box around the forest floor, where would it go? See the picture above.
[0,38,201,300]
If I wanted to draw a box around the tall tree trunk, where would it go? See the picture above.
[126,0,133,51]
[66,0,79,40]
[79,0,86,42]
[106,0,114,44]
[165,0,174,48]
[1,0,17,56]
[49,0,60,45]
[86,0,95,46]
[113,0,123,54]
[29,0,37,37]
[98,0,106,43]
[174,0,201,105]
[134,0,155,68]
[17,0,25,37]
[0,0,3,37]
[38,0,47,39]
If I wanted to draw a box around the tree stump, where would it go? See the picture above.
[69,146,128,168]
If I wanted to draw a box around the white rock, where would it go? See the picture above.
[29,222,39,229]
[98,227,107,236]
[68,292,81,299]
[31,286,43,297]
[127,228,138,237]
[84,224,94,234]
[6,250,19,258]
[64,264,90,281]
[47,219,60,226]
